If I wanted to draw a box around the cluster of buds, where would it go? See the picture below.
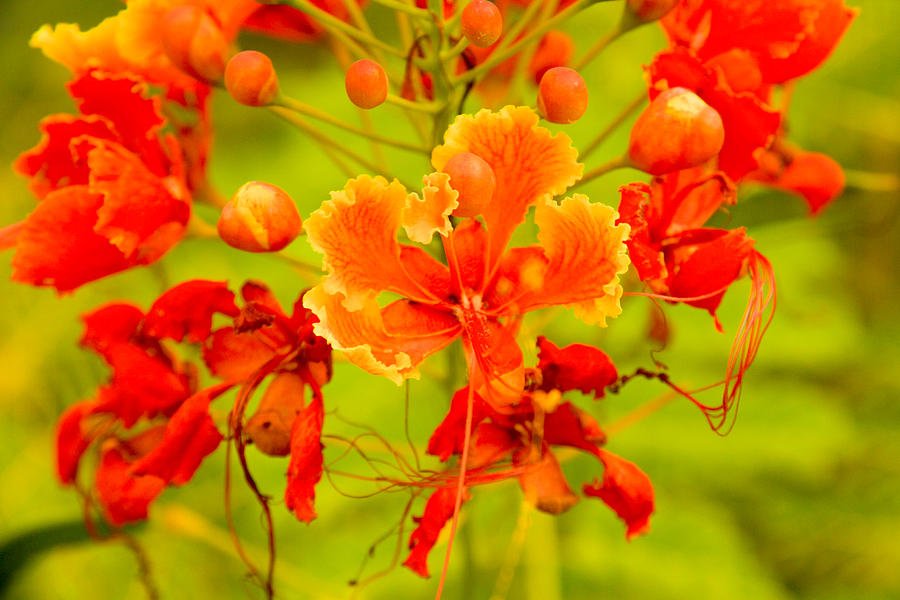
[0,0,863,598]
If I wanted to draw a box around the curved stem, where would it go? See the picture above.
[574,153,632,189]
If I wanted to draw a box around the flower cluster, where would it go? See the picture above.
[1,0,859,597]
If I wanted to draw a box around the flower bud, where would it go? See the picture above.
[245,372,307,456]
[625,0,679,22]
[461,0,503,48]
[537,67,588,124]
[628,87,724,175]
[443,152,496,218]
[345,59,388,109]
[225,51,279,106]
[162,6,229,82]
[217,182,302,252]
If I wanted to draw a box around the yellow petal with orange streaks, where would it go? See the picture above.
[432,106,582,267]
[305,175,447,311]
[402,172,458,244]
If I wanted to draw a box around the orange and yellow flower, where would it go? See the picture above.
[303,106,630,404]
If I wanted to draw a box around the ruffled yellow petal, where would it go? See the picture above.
[432,106,582,267]
[306,175,449,311]
[490,195,630,326]
[402,172,458,244]
[304,286,461,385]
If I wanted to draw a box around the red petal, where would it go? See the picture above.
[129,385,226,485]
[403,486,470,578]
[583,449,654,540]
[94,343,193,427]
[617,182,665,281]
[427,387,491,461]
[543,402,607,453]
[95,445,166,526]
[84,137,189,260]
[14,115,115,199]
[67,71,169,172]
[285,393,324,523]
[55,400,98,484]
[537,337,618,399]
[11,187,133,291]
[142,280,239,343]
[80,303,144,356]
[668,227,755,317]
[203,326,277,381]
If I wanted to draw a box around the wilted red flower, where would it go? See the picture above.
[749,148,846,215]
[54,279,333,527]
[404,337,651,577]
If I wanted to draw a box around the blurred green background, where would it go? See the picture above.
[1,1,898,599]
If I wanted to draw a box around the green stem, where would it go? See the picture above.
[371,0,431,19]
[275,94,430,153]
[580,91,646,161]
[386,92,444,113]
[574,153,632,189]
[284,0,407,57]
[268,106,403,182]
[441,36,470,62]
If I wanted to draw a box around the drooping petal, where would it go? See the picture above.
[543,402,607,452]
[129,385,227,485]
[583,449,654,540]
[432,106,582,267]
[515,447,579,515]
[305,175,449,311]
[305,286,461,384]
[427,387,492,461]
[55,400,99,485]
[142,280,239,343]
[667,227,755,317]
[203,326,278,381]
[403,486,470,578]
[402,172,458,244]
[10,187,132,291]
[491,195,630,326]
[536,337,618,399]
[95,445,166,526]
[750,150,845,215]
[285,392,324,523]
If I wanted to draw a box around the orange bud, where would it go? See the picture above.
[442,152,496,218]
[245,372,307,456]
[345,59,388,109]
[217,181,302,252]
[628,87,724,175]
[225,51,279,106]
[625,0,679,22]
[461,0,503,48]
[537,67,588,124]
[162,6,229,82]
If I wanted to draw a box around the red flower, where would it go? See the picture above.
[8,70,190,291]
[749,148,845,215]
[661,0,858,85]
[406,338,651,576]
